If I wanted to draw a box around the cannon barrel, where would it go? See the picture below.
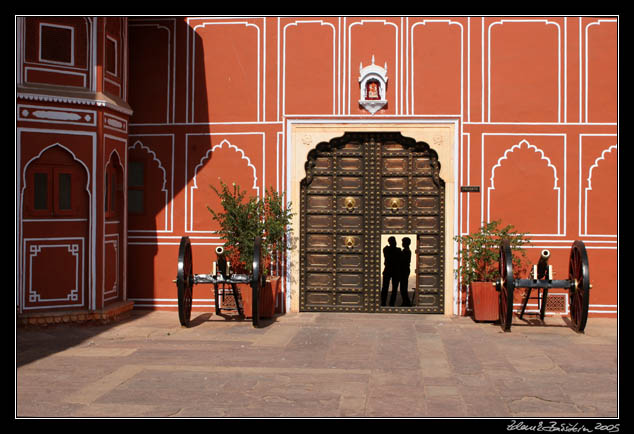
[537,249,550,279]
[216,246,227,277]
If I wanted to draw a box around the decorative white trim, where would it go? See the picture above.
[18,104,96,126]
[580,136,618,237]
[17,90,134,116]
[189,138,260,233]
[23,238,85,310]
[487,19,562,123]
[103,234,120,302]
[128,21,175,124]
[282,20,337,117]
[482,133,567,237]
[409,19,464,117]
[18,139,95,313]
[38,23,75,66]
[128,139,172,233]
[105,35,119,77]
[183,132,267,237]
[104,113,128,133]
[24,66,87,87]
[33,110,80,121]
[187,18,262,123]
[489,139,559,190]
[103,144,127,307]
[584,19,618,123]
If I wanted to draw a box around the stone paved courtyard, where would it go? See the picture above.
[16,310,619,420]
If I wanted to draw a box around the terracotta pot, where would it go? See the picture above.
[236,277,281,319]
[261,276,281,318]
[471,281,499,322]
[236,283,253,318]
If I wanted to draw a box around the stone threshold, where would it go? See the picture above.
[17,300,134,327]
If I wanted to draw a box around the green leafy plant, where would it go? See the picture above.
[207,181,294,276]
[261,188,295,262]
[453,220,531,286]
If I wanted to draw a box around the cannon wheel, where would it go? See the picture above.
[498,239,515,332]
[569,240,590,333]
[176,236,194,327]
[251,236,262,328]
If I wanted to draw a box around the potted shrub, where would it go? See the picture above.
[208,181,294,318]
[454,220,530,322]
[259,188,294,315]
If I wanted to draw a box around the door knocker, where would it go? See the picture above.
[344,197,356,211]
[389,198,402,211]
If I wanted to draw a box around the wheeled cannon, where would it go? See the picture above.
[496,240,591,333]
[175,235,264,328]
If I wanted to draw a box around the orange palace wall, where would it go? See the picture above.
[17,16,618,319]
[125,17,617,318]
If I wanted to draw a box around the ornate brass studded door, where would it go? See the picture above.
[300,132,445,313]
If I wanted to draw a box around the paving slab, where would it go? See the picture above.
[16,310,619,420]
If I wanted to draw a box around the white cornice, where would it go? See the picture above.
[17,85,133,117]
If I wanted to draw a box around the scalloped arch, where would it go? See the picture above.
[489,139,558,190]
[193,139,259,197]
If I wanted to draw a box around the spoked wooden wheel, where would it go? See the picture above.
[498,239,515,332]
[251,236,262,328]
[176,236,194,327]
[569,240,590,333]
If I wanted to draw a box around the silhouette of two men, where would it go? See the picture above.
[381,236,412,307]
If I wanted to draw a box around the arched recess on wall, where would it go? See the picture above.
[20,143,91,312]
[283,19,336,116]
[128,140,170,233]
[584,145,617,235]
[190,20,260,123]
[488,139,561,235]
[104,150,125,304]
[189,139,259,233]
[488,19,561,123]
[410,19,463,116]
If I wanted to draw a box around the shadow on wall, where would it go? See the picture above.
[126,18,212,315]
[17,19,216,366]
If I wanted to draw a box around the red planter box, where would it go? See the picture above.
[471,281,499,322]
[236,277,281,319]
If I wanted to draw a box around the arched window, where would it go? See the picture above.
[24,146,87,218]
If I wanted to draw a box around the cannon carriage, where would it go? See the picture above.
[175,235,265,328]
[496,240,591,333]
